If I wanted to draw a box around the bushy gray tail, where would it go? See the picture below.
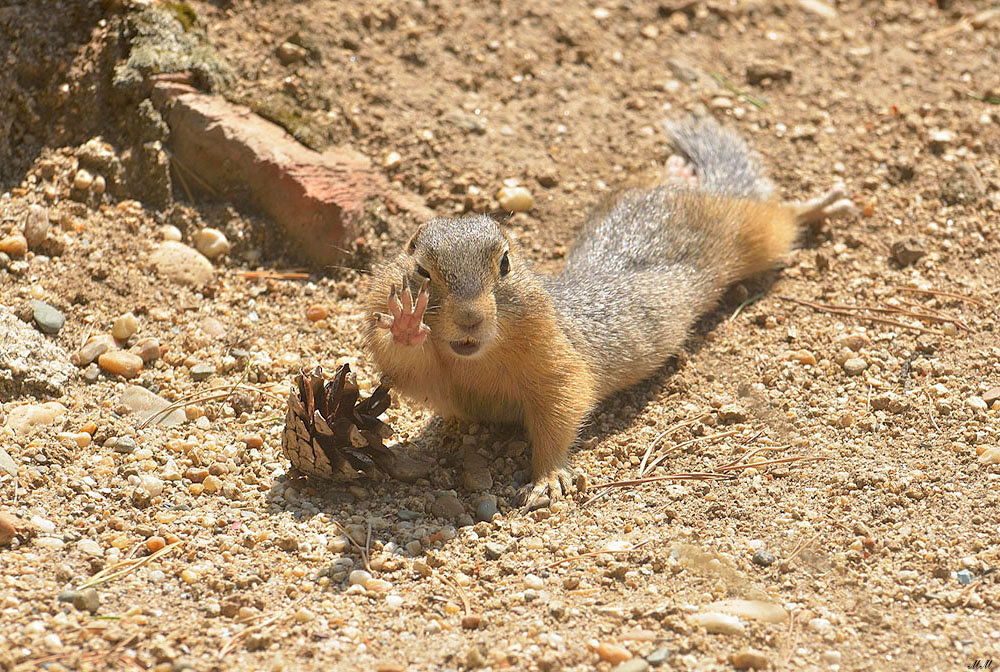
[665,117,774,201]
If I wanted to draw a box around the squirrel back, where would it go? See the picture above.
[544,118,797,397]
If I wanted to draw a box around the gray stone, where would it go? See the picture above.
[646,648,671,666]
[484,542,506,560]
[190,362,215,381]
[149,241,215,287]
[751,549,775,567]
[120,385,185,427]
[73,588,100,613]
[113,436,138,454]
[475,494,498,522]
[31,300,65,334]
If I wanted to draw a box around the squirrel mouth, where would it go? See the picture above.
[449,339,481,357]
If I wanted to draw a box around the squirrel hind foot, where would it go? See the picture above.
[518,467,575,511]
[665,154,699,188]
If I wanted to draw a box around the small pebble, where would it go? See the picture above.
[496,185,534,212]
[114,436,137,454]
[160,225,183,242]
[484,541,505,560]
[190,362,215,381]
[385,595,403,608]
[842,357,867,376]
[0,234,27,257]
[646,648,671,666]
[349,569,372,586]
[36,536,65,550]
[112,312,139,341]
[203,475,223,493]
[24,205,49,248]
[475,494,498,522]
[294,608,315,623]
[525,574,545,590]
[73,168,94,191]
[821,650,842,665]
[77,539,102,556]
[691,612,745,635]
[967,396,988,412]
[597,643,632,664]
[957,569,973,585]
[751,549,775,566]
[130,337,161,363]
[192,228,231,259]
[31,300,65,334]
[430,493,466,520]
[730,649,770,669]
[73,334,117,366]
[384,151,402,169]
[92,174,106,195]
[306,305,328,322]
[146,536,166,552]
[73,588,100,613]
[461,614,482,630]
[276,41,308,65]
[30,516,56,534]
[98,351,143,379]
[613,660,650,672]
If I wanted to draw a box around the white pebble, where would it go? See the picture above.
[808,617,832,632]
[77,539,103,556]
[30,515,56,534]
[385,595,403,608]
[112,312,139,341]
[384,151,402,169]
[496,185,534,212]
[160,225,183,242]
[691,612,745,635]
[193,228,231,259]
[36,537,66,550]
[139,475,163,497]
[822,650,842,665]
[348,569,372,586]
[967,396,988,412]
[524,574,545,590]
[43,633,63,651]
[25,620,46,635]
[73,169,93,191]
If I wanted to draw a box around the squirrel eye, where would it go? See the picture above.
[499,251,510,277]
[415,265,431,279]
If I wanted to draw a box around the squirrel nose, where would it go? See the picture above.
[454,310,484,331]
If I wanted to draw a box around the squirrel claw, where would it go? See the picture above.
[377,276,431,346]
[519,467,575,511]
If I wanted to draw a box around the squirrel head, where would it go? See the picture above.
[404,212,521,359]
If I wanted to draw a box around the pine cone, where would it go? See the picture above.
[281,364,395,480]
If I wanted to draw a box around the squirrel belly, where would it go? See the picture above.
[362,118,798,508]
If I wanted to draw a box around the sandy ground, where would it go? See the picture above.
[1,1,999,670]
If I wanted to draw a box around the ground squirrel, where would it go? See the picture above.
[363,117,853,509]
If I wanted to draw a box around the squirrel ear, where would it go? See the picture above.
[405,223,427,255]
[488,209,514,226]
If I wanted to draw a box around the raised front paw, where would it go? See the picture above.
[518,467,575,511]
[374,275,431,346]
